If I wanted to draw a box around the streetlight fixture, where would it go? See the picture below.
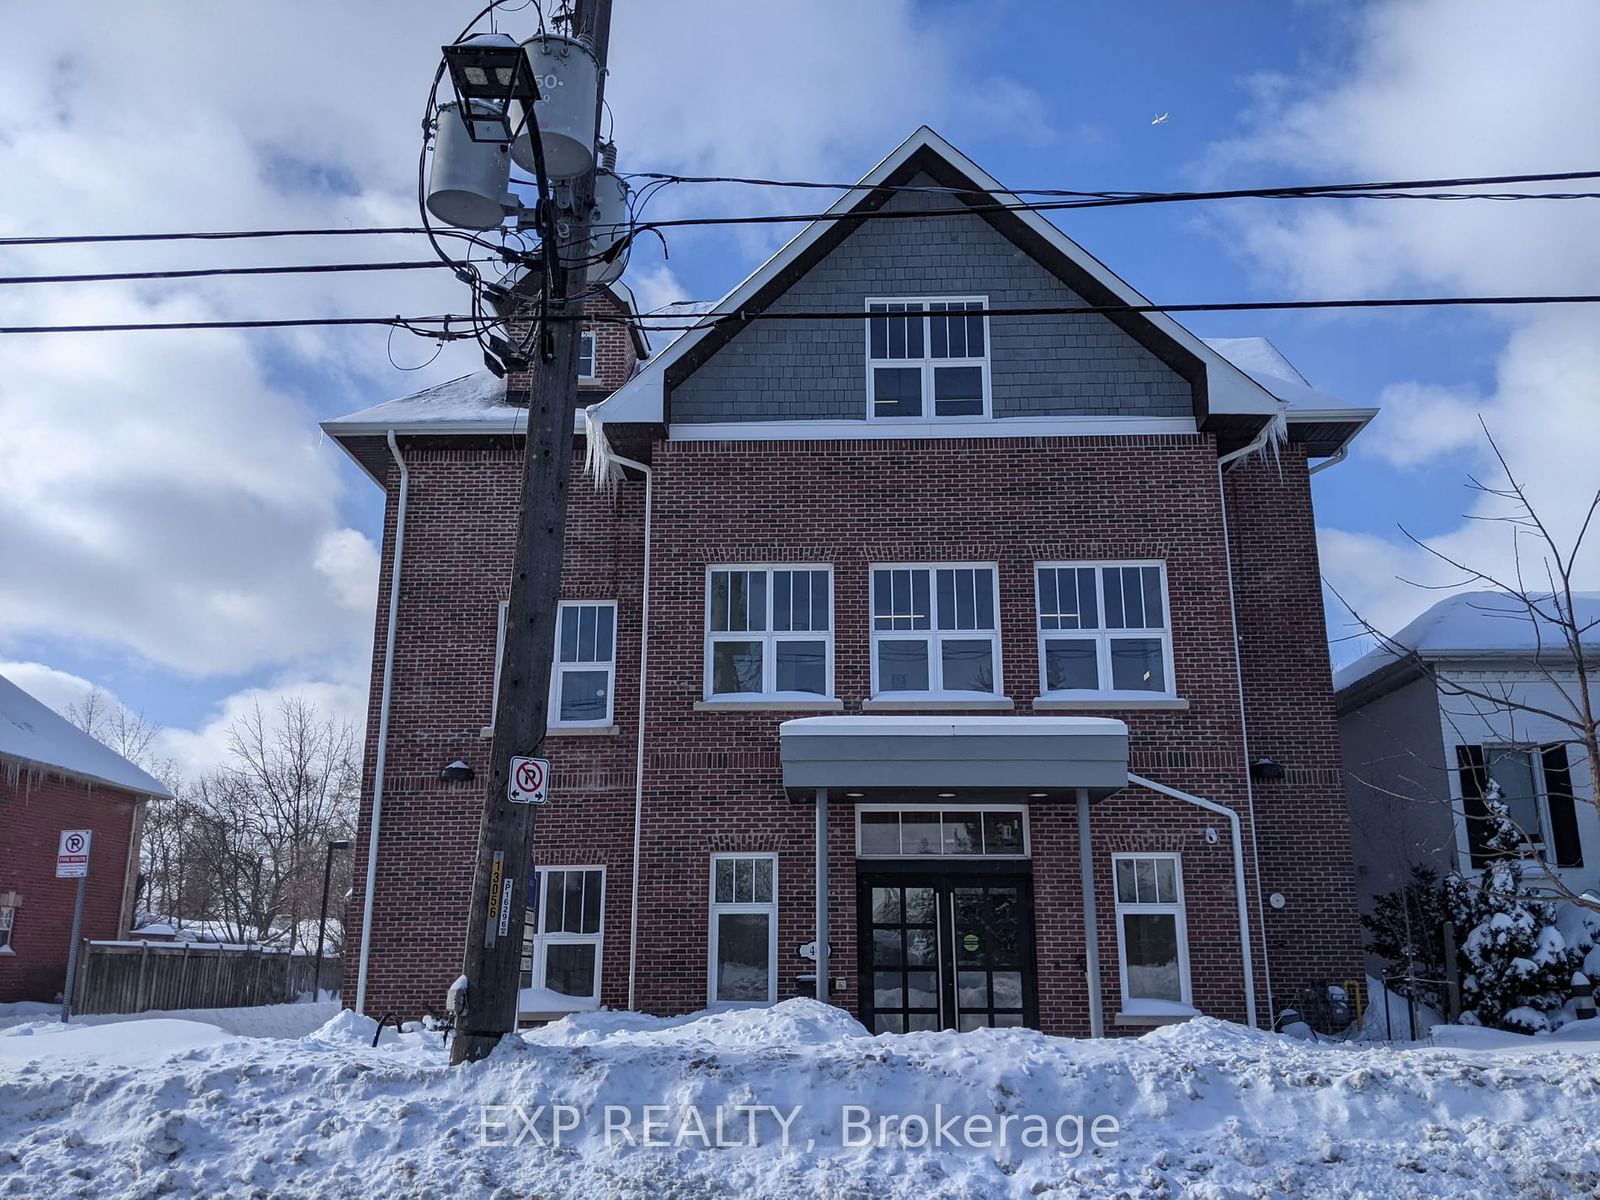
[441,33,541,144]
[315,839,354,1001]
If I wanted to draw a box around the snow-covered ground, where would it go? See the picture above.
[0,998,338,1038]
[4,1000,1600,1199]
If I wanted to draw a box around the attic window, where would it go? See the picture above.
[867,297,990,420]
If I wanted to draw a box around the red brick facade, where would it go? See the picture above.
[0,772,142,1003]
[342,385,1364,1032]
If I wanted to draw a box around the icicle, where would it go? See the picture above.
[582,402,625,500]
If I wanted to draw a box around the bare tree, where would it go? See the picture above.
[1338,422,1600,913]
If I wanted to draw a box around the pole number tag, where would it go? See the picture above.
[508,756,550,805]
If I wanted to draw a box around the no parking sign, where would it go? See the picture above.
[55,829,91,878]
[508,756,550,805]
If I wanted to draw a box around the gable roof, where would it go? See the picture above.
[1334,590,1600,704]
[592,126,1299,439]
[0,673,170,797]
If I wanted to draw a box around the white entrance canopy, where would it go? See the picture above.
[779,715,1129,799]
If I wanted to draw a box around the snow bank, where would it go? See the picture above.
[0,999,338,1038]
[3,999,1600,1198]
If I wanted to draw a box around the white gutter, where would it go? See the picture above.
[1215,425,1278,1022]
[1307,446,1349,476]
[597,443,653,1012]
[355,430,409,1015]
[1127,771,1258,1029]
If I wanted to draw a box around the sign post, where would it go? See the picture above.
[56,829,92,1023]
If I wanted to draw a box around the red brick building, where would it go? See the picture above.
[324,129,1375,1036]
[0,674,167,1003]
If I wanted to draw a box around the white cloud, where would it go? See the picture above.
[0,660,100,717]
[0,2,1051,739]
[1212,0,1600,641]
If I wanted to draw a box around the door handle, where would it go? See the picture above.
[949,892,960,1032]
[934,892,946,1028]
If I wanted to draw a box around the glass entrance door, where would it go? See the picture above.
[859,872,1036,1034]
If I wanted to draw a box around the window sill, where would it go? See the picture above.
[481,724,621,738]
[1113,1010,1195,1027]
[1033,694,1189,712]
[861,695,1015,712]
[0,947,12,956]
[695,697,844,712]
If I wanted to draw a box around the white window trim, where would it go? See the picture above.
[854,803,1030,859]
[486,600,618,734]
[869,562,1004,700]
[578,330,598,381]
[1470,744,1556,861]
[520,865,605,1013]
[0,904,14,954]
[703,565,835,702]
[865,295,992,422]
[549,600,618,729]
[707,852,779,1008]
[1034,561,1177,700]
[1111,853,1193,1010]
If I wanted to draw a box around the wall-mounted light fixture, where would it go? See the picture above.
[1249,756,1286,782]
[440,759,476,783]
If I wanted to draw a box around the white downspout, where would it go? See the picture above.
[355,430,408,1015]
[1127,771,1258,1029]
[1306,446,1349,476]
[602,449,653,1012]
[1216,424,1278,1023]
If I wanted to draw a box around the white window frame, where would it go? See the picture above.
[520,865,605,1011]
[707,852,779,1008]
[854,804,1030,859]
[548,600,618,728]
[1034,561,1177,698]
[0,904,14,953]
[578,330,598,380]
[869,562,1003,699]
[1480,744,1555,858]
[704,565,835,701]
[1111,853,1192,1010]
[865,295,991,421]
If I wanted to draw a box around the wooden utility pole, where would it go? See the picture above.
[452,0,614,1065]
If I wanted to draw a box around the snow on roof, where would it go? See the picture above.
[0,673,170,796]
[1334,590,1600,694]
[319,371,516,434]
[1202,337,1310,387]
[1202,337,1370,414]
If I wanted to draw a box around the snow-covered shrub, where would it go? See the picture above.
[1445,784,1585,1030]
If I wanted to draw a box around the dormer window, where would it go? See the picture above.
[867,297,990,419]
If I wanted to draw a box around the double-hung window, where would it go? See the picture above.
[871,564,1001,696]
[549,601,617,727]
[1113,854,1192,1010]
[489,600,617,730]
[867,297,990,419]
[578,331,597,380]
[708,854,777,1006]
[705,567,832,700]
[520,866,604,1009]
[1035,562,1174,696]
[0,903,13,952]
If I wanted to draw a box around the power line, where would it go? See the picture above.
[0,314,480,336]
[581,293,1600,333]
[0,226,506,250]
[12,168,1599,253]
[0,260,458,286]
[621,167,1600,203]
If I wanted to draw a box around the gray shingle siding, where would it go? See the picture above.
[671,176,1192,424]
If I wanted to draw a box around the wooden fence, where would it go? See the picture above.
[71,940,342,1015]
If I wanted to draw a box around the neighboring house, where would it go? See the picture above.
[0,673,170,1003]
[322,127,1375,1036]
[1336,591,1600,932]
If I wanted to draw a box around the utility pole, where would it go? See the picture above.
[451,0,614,1065]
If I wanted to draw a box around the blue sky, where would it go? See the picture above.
[1,0,1594,771]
